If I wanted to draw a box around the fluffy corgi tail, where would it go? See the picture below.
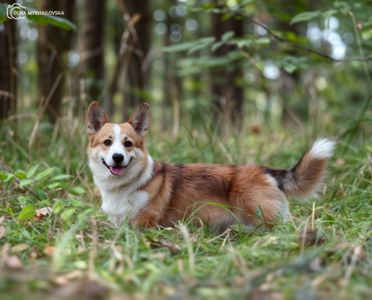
[263,139,336,198]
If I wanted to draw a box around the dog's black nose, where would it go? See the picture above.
[112,153,124,164]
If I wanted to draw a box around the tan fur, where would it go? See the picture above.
[134,163,288,229]
[88,123,145,151]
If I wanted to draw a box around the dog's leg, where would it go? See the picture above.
[108,213,124,228]
[231,167,291,226]
[132,179,171,228]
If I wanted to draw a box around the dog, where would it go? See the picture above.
[86,101,335,230]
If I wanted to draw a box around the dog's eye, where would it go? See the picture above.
[124,140,133,148]
[103,139,112,146]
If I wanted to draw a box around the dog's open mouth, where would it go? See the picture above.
[101,157,133,176]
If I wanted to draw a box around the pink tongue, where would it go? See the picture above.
[110,166,125,176]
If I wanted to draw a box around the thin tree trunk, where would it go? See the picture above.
[122,0,151,119]
[211,12,244,130]
[0,1,17,121]
[37,0,75,123]
[80,0,105,101]
[107,7,124,115]
[161,9,172,128]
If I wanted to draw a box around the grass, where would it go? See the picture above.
[0,110,371,300]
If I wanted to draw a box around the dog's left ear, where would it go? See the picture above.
[86,101,108,135]
[128,103,151,136]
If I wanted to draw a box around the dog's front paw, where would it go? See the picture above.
[108,214,124,228]
[133,210,161,228]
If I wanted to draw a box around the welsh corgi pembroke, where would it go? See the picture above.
[86,101,335,230]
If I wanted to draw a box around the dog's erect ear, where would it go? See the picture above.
[86,101,108,135]
[128,103,151,136]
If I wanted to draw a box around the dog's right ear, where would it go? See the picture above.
[86,101,108,135]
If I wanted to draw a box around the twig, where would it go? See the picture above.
[218,9,372,63]
[28,73,63,148]
[107,2,141,105]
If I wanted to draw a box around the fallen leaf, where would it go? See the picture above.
[44,245,56,256]
[250,124,262,135]
[150,252,167,260]
[248,287,283,300]
[51,278,109,300]
[299,228,326,247]
[12,243,30,253]
[309,257,322,272]
[344,245,366,265]
[54,270,84,286]
[336,158,345,166]
[0,225,5,239]
[34,206,52,221]
[148,237,181,254]
[0,216,4,224]
[4,255,24,270]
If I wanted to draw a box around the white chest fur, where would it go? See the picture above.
[90,155,154,227]
[101,189,149,226]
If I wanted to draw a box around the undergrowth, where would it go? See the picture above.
[0,111,371,300]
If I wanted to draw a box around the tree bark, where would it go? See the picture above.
[211,13,244,130]
[0,1,17,121]
[122,0,151,119]
[80,0,105,101]
[37,0,75,123]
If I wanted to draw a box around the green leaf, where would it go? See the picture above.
[0,3,7,23]
[322,9,337,20]
[34,168,54,181]
[26,13,76,31]
[0,171,8,181]
[333,1,350,14]
[212,32,234,52]
[17,195,31,206]
[283,64,297,74]
[53,199,65,215]
[27,164,40,179]
[47,182,61,190]
[222,31,234,42]
[188,37,215,54]
[70,186,86,195]
[15,170,27,180]
[4,173,15,183]
[0,4,75,30]
[52,174,72,181]
[290,11,321,24]
[19,179,33,188]
[18,204,36,221]
[35,188,48,200]
[61,208,76,221]
[233,37,270,49]
[163,37,215,54]
[163,41,200,53]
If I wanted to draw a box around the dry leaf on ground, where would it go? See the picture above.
[34,207,52,221]
[4,255,24,271]
[44,245,56,256]
[11,243,30,253]
[0,225,5,239]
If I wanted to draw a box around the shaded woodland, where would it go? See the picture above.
[0,0,370,134]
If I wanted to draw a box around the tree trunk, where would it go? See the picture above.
[122,0,151,119]
[211,13,244,130]
[37,0,75,123]
[106,7,124,115]
[0,1,17,121]
[80,0,105,101]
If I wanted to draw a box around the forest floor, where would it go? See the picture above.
[0,118,371,300]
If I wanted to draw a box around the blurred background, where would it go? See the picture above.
[0,0,371,167]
